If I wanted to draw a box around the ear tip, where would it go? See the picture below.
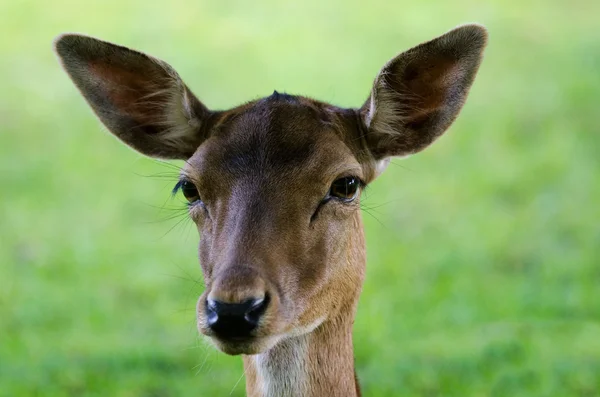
[53,34,72,56]
[461,23,489,41]
[53,33,92,58]
[455,23,488,34]
[450,23,489,49]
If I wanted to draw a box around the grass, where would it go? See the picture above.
[1,0,599,395]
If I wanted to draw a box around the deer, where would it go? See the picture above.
[54,24,487,396]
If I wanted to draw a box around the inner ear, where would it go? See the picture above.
[399,57,459,117]
[87,61,169,127]
[55,34,212,159]
[361,24,488,160]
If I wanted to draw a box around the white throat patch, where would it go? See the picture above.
[252,336,309,397]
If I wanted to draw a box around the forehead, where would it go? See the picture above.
[187,94,362,182]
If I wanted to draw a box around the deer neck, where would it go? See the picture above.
[243,310,359,397]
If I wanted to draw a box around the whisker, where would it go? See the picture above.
[193,350,212,375]
[361,208,391,231]
[152,159,185,171]
[229,367,248,396]
[360,198,405,213]
[195,348,216,376]
[182,343,208,351]
[387,160,414,172]
[161,273,201,284]
[134,171,181,180]
[140,202,189,211]
[183,217,196,244]
[156,214,192,240]
[145,210,189,224]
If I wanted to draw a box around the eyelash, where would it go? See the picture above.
[171,180,184,196]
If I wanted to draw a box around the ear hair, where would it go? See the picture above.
[361,24,488,161]
[54,34,211,159]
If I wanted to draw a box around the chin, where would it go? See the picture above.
[210,335,281,356]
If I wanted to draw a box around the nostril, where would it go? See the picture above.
[244,295,269,326]
[205,295,269,338]
[206,298,219,327]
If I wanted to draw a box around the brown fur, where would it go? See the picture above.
[54,24,487,396]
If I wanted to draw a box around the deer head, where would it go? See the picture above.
[55,24,487,396]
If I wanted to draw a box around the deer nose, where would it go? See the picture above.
[206,296,269,338]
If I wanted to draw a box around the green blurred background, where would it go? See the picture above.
[1,0,599,396]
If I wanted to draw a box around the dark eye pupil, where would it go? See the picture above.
[181,181,200,203]
[330,177,360,200]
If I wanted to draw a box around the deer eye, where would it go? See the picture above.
[329,176,361,201]
[173,180,201,203]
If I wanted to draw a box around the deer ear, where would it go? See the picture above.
[360,24,487,161]
[54,34,211,159]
